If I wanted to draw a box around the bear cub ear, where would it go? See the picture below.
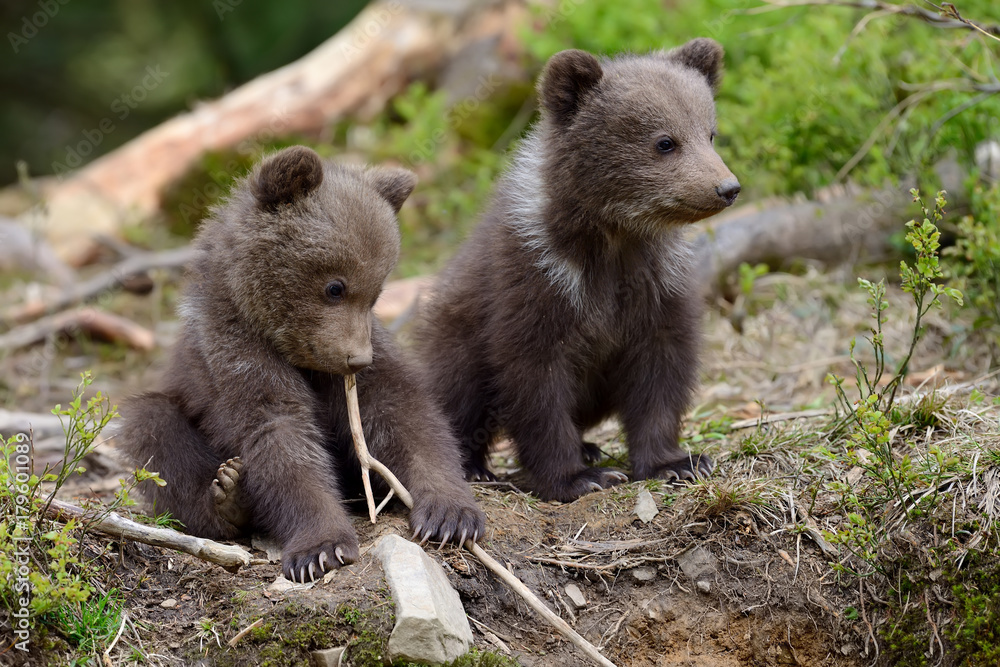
[252,146,325,211]
[367,167,417,214]
[667,38,725,93]
[540,49,604,126]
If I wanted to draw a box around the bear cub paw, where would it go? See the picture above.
[581,441,604,464]
[545,467,629,502]
[654,454,713,482]
[464,460,498,483]
[210,457,251,529]
[410,496,487,548]
[282,531,360,584]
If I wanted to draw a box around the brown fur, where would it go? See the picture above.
[415,40,740,502]
[118,146,485,582]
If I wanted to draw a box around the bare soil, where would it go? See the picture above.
[4,266,998,666]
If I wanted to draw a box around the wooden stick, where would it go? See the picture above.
[4,246,197,324]
[102,610,128,667]
[227,618,264,648]
[0,307,155,352]
[342,373,618,667]
[44,498,251,572]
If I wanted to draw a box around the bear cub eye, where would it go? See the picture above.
[655,137,676,154]
[325,280,346,301]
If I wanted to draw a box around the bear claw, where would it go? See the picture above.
[654,454,713,484]
[210,457,250,528]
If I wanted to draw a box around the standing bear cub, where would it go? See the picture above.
[415,39,740,502]
[119,146,485,583]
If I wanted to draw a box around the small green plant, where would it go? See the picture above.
[945,181,1000,347]
[738,262,769,299]
[825,191,964,578]
[0,372,162,659]
[47,589,124,655]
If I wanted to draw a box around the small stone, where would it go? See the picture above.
[374,534,473,664]
[677,545,717,581]
[252,535,283,562]
[631,566,656,582]
[267,575,311,595]
[696,580,711,594]
[633,489,659,524]
[160,598,177,609]
[310,647,345,667]
[168,642,181,649]
[564,583,587,608]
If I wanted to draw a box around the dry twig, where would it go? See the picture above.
[0,308,155,352]
[753,0,1000,39]
[343,374,618,667]
[227,618,264,648]
[3,246,197,325]
[101,610,128,667]
[44,498,251,572]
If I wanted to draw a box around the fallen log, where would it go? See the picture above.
[692,183,916,294]
[25,0,523,265]
[0,409,64,440]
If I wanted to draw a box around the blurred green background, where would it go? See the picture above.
[0,0,368,186]
[2,0,998,311]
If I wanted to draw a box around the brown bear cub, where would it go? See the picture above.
[415,39,740,502]
[119,146,485,583]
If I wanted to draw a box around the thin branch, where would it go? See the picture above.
[227,618,264,648]
[101,610,128,667]
[3,246,197,325]
[343,373,617,667]
[0,307,155,352]
[44,498,252,572]
[753,0,1000,39]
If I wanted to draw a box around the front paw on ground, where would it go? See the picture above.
[581,441,604,464]
[542,467,629,502]
[282,535,360,584]
[410,499,486,548]
[654,454,713,482]
[464,460,498,483]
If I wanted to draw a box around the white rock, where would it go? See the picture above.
[159,598,177,609]
[266,575,313,595]
[251,535,283,562]
[564,583,587,609]
[374,534,473,664]
[677,545,717,582]
[631,566,657,583]
[633,489,659,524]
[309,647,345,667]
[696,580,711,594]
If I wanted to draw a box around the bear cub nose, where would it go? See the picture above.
[715,178,741,206]
[347,353,373,373]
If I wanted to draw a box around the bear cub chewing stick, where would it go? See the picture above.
[119,146,485,583]
[415,39,740,502]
